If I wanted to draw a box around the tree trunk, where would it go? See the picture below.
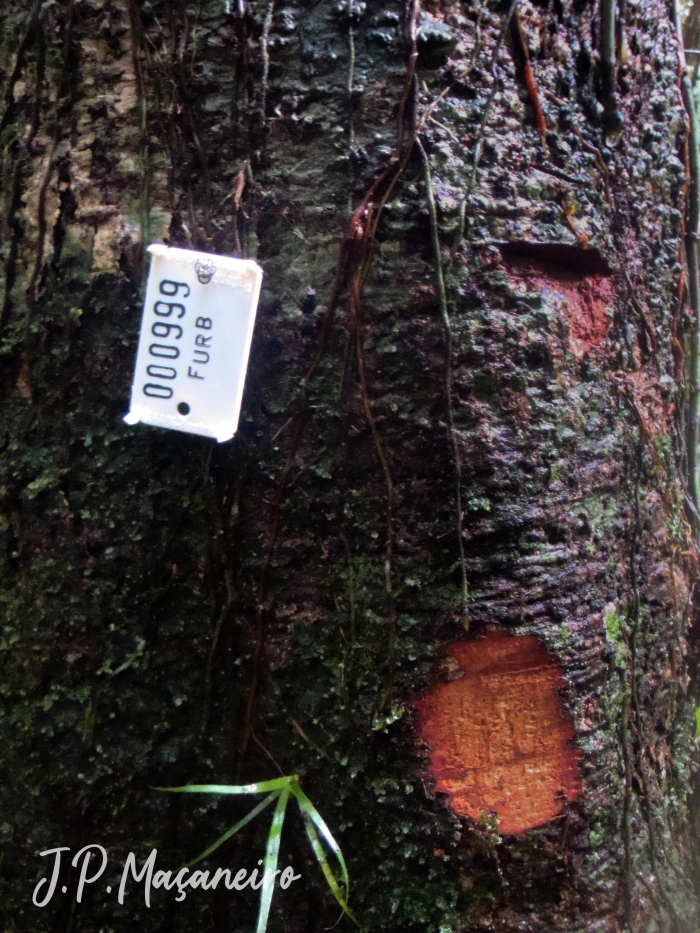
[1,1,699,931]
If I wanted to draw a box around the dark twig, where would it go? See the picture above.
[198,570,235,746]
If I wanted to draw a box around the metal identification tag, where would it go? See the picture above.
[124,245,263,442]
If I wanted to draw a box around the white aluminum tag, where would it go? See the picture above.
[124,245,263,442]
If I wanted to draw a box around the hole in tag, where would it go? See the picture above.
[195,259,216,284]
[177,402,191,416]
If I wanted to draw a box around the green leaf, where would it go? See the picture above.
[256,788,290,933]
[157,776,295,795]
[185,792,279,868]
[157,774,359,932]
[290,784,358,925]
[290,784,350,897]
[298,811,359,926]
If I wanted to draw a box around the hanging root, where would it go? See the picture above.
[418,139,469,628]
[571,125,611,203]
[238,3,426,764]
[353,300,397,665]
[560,191,589,249]
[600,0,624,140]
[510,9,547,142]
[672,0,700,537]
[470,0,519,189]
[260,0,274,124]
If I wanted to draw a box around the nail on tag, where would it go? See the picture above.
[124,245,263,442]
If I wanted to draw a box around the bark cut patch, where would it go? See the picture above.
[415,630,582,835]
[505,256,614,358]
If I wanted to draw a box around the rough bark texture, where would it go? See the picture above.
[1,1,699,932]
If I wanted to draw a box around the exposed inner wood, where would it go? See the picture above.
[416,630,582,835]
[504,255,614,358]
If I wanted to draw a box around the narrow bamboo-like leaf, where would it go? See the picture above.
[290,783,350,898]
[256,788,290,933]
[157,776,295,795]
[185,793,279,868]
[156,775,359,928]
[299,811,359,927]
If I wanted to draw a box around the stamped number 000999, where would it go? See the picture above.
[124,245,263,442]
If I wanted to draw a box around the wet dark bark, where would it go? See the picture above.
[1,1,699,932]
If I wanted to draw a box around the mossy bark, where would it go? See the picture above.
[1,1,699,931]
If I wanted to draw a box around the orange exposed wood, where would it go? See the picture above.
[415,630,582,835]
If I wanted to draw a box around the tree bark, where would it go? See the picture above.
[1,1,699,932]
